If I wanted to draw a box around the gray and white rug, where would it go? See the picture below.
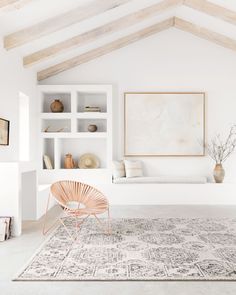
[15,218,236,281]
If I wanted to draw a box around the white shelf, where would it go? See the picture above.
[42,168,108,172]
[41,113,72,119]
[77,112,108,119]
[41,132,107,138]
[38,84,112,184]
[41,113,108,119]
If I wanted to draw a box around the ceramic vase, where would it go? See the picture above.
[213,164,225,183]
[50,99,64,113]
[88,124,97,132]
[64,154,75,169]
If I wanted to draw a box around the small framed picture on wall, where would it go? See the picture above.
[0,118,10,146]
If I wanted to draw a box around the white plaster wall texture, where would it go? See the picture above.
[42,29,236,182]
[0,39,37,162]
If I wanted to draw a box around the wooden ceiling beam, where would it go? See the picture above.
[184,0,236,26]
[37,18,174,81]
[38,16,236,81]
[4,0,131,50]
[24,0,182,67]
[174,17,236,52]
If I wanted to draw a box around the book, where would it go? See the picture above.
[43,155,53,169]
[84,106,101,112]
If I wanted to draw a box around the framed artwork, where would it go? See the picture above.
[0,118,10,146]
[124,92,205,156]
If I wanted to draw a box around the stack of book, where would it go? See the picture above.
[84,106,101,112]
[0,217,11,242]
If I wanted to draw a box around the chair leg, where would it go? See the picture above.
[42,193,58,235]
[59,217,74,240]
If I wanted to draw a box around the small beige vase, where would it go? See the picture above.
[213,164,225,183]
[64,154,75,169]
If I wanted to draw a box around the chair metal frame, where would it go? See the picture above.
[43,181,111,239]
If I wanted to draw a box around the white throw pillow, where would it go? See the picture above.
[112,161,126,179]
[124,160,143,178]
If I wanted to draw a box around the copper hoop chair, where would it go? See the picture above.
[43,181,110,239]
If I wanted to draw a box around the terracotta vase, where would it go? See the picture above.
[213,164,225,183]
[88,124,97,132]
[50,99,64,113]
[64,154,75,169]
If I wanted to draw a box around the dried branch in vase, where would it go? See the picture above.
[205,125,236,164]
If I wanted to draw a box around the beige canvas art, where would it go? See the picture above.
[125,93,205,156]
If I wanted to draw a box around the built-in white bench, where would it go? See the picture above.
[35,177,236,214]
[96,175,236,206]
[113,176,208,184]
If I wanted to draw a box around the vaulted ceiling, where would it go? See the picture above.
[1,0,236,81]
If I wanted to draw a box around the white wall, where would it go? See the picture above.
[42,28,236,182]
[0,38,37,235]
[0,39,37,162]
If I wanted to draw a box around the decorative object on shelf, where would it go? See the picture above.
[0,217,11,242]
[124,92,205,156]
[64,153,75,169]
[0,118,10,146]
[205,125,236,183]
[88,124,97,132]
[213,164,225,184]
[84,106,101,112]
[44,126,68,133]
[79,153,100,169]
[43,155,53,169]
[50,99,64,113]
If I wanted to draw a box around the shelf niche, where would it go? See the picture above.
[42,138,54,169]
[77,119,107,133]
[77,92,107,113]
[42,119,71,133]
[42,92,71,113]
[58,138,107,169]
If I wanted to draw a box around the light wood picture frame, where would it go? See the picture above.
[0,118,10,146]
[124,92,205,157]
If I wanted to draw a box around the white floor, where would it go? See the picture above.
[1,205,236,295]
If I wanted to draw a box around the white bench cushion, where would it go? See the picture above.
[124,160,143,178]
[113,176,208,184]
[112,161,125,179]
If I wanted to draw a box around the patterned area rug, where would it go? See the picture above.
[15,218,236,281]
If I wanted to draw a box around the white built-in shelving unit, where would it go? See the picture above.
[38,85,112,184]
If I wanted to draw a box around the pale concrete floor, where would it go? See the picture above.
[1,205,236,295]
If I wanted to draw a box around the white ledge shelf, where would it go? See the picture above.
[42,168,108,172]
[77,112,107,119]
[41,113,72,119]
[41,132,107,138]
[41,113,108,119]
